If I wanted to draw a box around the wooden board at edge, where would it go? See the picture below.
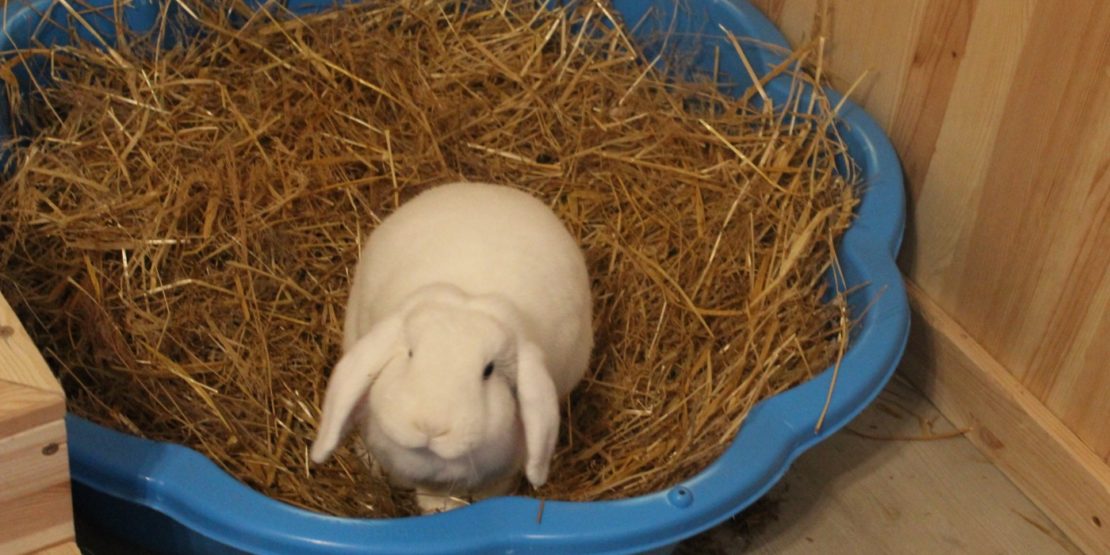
[0,292,61,394]
[901,282,1110,555]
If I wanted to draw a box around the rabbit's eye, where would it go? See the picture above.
[482,362,495,380]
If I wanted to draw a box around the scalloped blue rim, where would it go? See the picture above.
[1,1,908,553]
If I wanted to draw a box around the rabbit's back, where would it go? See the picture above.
[347,183,592,396]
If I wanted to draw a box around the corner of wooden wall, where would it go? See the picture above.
[901,281,1110,555]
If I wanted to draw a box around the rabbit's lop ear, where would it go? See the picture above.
[516,341,559,488]
[310,316,402,464]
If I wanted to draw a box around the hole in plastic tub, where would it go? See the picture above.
[668,486,693,508]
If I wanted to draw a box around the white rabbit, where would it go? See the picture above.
[310,181,593,513]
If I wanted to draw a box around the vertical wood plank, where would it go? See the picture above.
[947,0,1110,456]
[746,0,1110,544]
[758,0,930,131]
[900,0,1036,292]
[1053,268,1110,462]
[748,0,787,23]
[886,0,975,192]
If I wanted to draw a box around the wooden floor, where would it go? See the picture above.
[679,372,1081,554]
[74,370,1079,554]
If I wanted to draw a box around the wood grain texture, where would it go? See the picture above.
[751,0,931,130]
[0,420,70,504]
[748,0,1110,483]
[0,292,74,553]
[0,488,75,555]
[1,293,61,394]
[902,282,1110,555]
[885,0,975,191]
[33,543,81,555]
[682,375,1079,554]
[948,1,1109,449]
[0,380,65,458]
[0,421,74,555]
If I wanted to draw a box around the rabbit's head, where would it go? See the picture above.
[310,286,560,493]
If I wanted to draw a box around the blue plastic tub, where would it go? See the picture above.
[0,1,909,553]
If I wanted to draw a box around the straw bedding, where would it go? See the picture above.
[0,0,857,517]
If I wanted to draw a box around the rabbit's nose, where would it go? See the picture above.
[413,419,451,439]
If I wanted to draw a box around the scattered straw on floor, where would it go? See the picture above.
[0,0,857,517]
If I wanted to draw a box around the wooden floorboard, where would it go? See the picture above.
[680,372,1081,554]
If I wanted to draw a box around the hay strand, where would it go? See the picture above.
[0,0,858,517]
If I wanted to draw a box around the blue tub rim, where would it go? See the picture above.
[0,0,909,553]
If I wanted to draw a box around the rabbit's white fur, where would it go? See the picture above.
[310,182,592,513]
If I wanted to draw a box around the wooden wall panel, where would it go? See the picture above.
[903,0,1035,294]
[902,283,1110,555]
[884,0,975,193]
[747,0,1109,551]
[748,0,1110,460]
[950,0,1108,431]
[757,0,930,131]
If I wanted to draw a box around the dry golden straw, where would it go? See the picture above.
[0,0,857,517]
